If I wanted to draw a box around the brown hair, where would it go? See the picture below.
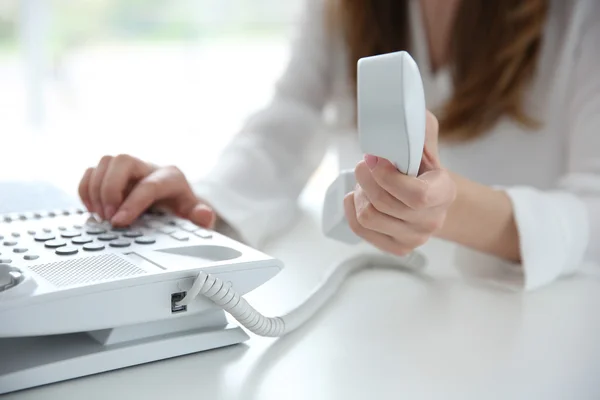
[327,0,549,141]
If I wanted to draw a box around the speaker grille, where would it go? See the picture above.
[29,253,146,288]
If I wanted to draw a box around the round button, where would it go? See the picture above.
[34,233,55,242]
[24,254,39,261]
[11,232,20,238]
[98,233,118,241]
[45,239,67,249]
[135,236,156,245]
[27,230,36,235]
[123,230,143,238]
[83,242,105,251]
[56,246,78,256]
[61,230,82,238]
[86,227,107,235]
[72,236,94,245]
[58,226,66,231]
[109,239,131,248]
[13,248,28,253]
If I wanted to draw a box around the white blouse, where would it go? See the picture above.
[193,0,600,290]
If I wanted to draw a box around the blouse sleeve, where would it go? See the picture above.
[457,2,600,290]
[192,0,335,248]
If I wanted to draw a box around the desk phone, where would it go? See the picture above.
[0,207,283,394]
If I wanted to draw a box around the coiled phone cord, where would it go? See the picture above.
[176,252,426,337]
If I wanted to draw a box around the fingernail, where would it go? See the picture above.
[104,205,116,220]
[93,203,104,220]
[364,154,379,170]
[112,210,128,225]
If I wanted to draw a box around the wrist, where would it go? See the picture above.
[437,172,478,241]
[437,172,521,262]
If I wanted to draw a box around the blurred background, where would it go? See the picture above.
[0,0,302,195]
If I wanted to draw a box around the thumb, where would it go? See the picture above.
[419,110,441,174]
[186,202,217,229]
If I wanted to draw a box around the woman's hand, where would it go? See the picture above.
[344,111,456,256]
[78,154,216,228]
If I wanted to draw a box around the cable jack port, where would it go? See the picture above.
[171,291,187,313]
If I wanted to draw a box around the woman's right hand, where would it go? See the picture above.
[78,154,216,228]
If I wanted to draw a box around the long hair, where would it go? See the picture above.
[327,0,549,141]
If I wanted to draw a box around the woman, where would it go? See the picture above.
[78,0,600,290]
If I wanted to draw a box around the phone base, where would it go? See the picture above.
[0,310,249,395]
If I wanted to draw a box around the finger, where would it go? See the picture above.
[356,161,452,226]
[187,203,217,229]
[360,158,430,210]
[366,158,454,210]
[111,166,187,226]
[152,197,216,228]
[419,111,441,173]
[167,190,215,228]
[353,186,428,248]
[88,156,113,219]
[110,181,157,226]
[355,161,419,222]
[78,167,94,212]
[100,154,153,220]
[344,192,412,257]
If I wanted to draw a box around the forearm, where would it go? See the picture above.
[437,172,521,262]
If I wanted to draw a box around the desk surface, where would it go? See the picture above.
[4,185,600,400]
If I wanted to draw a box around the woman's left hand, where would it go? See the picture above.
[344,111,457,256]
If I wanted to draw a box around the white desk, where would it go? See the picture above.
[4,184,600,400]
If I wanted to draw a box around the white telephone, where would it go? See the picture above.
[0,51,427,395]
